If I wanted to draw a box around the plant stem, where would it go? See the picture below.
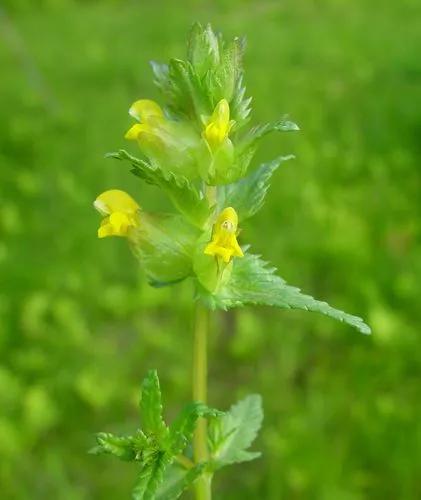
[175,454,194,470]
[193,302,211,500]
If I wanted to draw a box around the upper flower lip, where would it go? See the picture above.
[128,99,165,123]
[93,199,109,216]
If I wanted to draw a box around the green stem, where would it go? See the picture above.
[193,302,212,500]
[175,454,194,470]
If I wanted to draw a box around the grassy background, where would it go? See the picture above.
[1,0,420,498]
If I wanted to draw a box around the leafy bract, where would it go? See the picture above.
[209,395,263,468]
[90,433,136,462]
[239,115,300,150]
[152,23,251,129]
[140,370,168,439]
[199,252,371,335]
[129,213,200,288]
[156,464,206,500]
[132,453,169,500]
[106,150,209,227]
[169,402,222,455]
[231,116,298,175]
[217,156,294,220]
[187,22,219,79]
[230,73,252,128]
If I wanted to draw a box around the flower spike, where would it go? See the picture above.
[204,207,244,263]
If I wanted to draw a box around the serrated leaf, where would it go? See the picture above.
[169,59,208,118]
[156,463,206,500]
[217,156,294,220]
[200,253,371,335]
[209,395,263,468]
[106,150,209,227]
[168,402,223,455]
[150,60,170,91]
[248,115,300,139]
[132,453,168,500]
[229,48,251,128]
[187,22,220,78]
[208,37,241,104]
[140,370,168,439]
[239,115,299,153]
[91,433,136,462]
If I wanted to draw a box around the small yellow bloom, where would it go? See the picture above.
[204,207,244,263]
[94,189,140,238]
[203,99,234,150]
[125,99,165,141]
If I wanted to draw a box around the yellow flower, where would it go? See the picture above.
[203,99,234,150]
[124,99,165,141]
[204,207,244,263]
[93,189,140,238]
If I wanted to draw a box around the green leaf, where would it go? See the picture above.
[217,155,294,220]
[235,116,298,164]
[241,115,300,147]
[169,402,223,455]
[209,395,263,468]
[90,432,136,462]
[200,253,371,335]
[106,150,209,227]
[156,463,206,500]
[139,370,168,439]
[132,453,168,500]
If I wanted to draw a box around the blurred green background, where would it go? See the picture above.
[1,0,420,498]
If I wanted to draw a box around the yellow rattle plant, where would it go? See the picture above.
[91,23,370,500]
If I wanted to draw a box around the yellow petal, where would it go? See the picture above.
[203,99,232,149]
[97,212,136,239]
[98,218,114,238]
[216,207,238,229]
[204,241,217,256]
[203,207,243,263]
[219,247,233,263]
[94,190,140,215]
[129,99,164,123]
[125,123,150,140]
[136,129,165,150]
[230,236,244,257]
[211,99,230,126]
[204,122,226,148]
[109,212,130,235]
